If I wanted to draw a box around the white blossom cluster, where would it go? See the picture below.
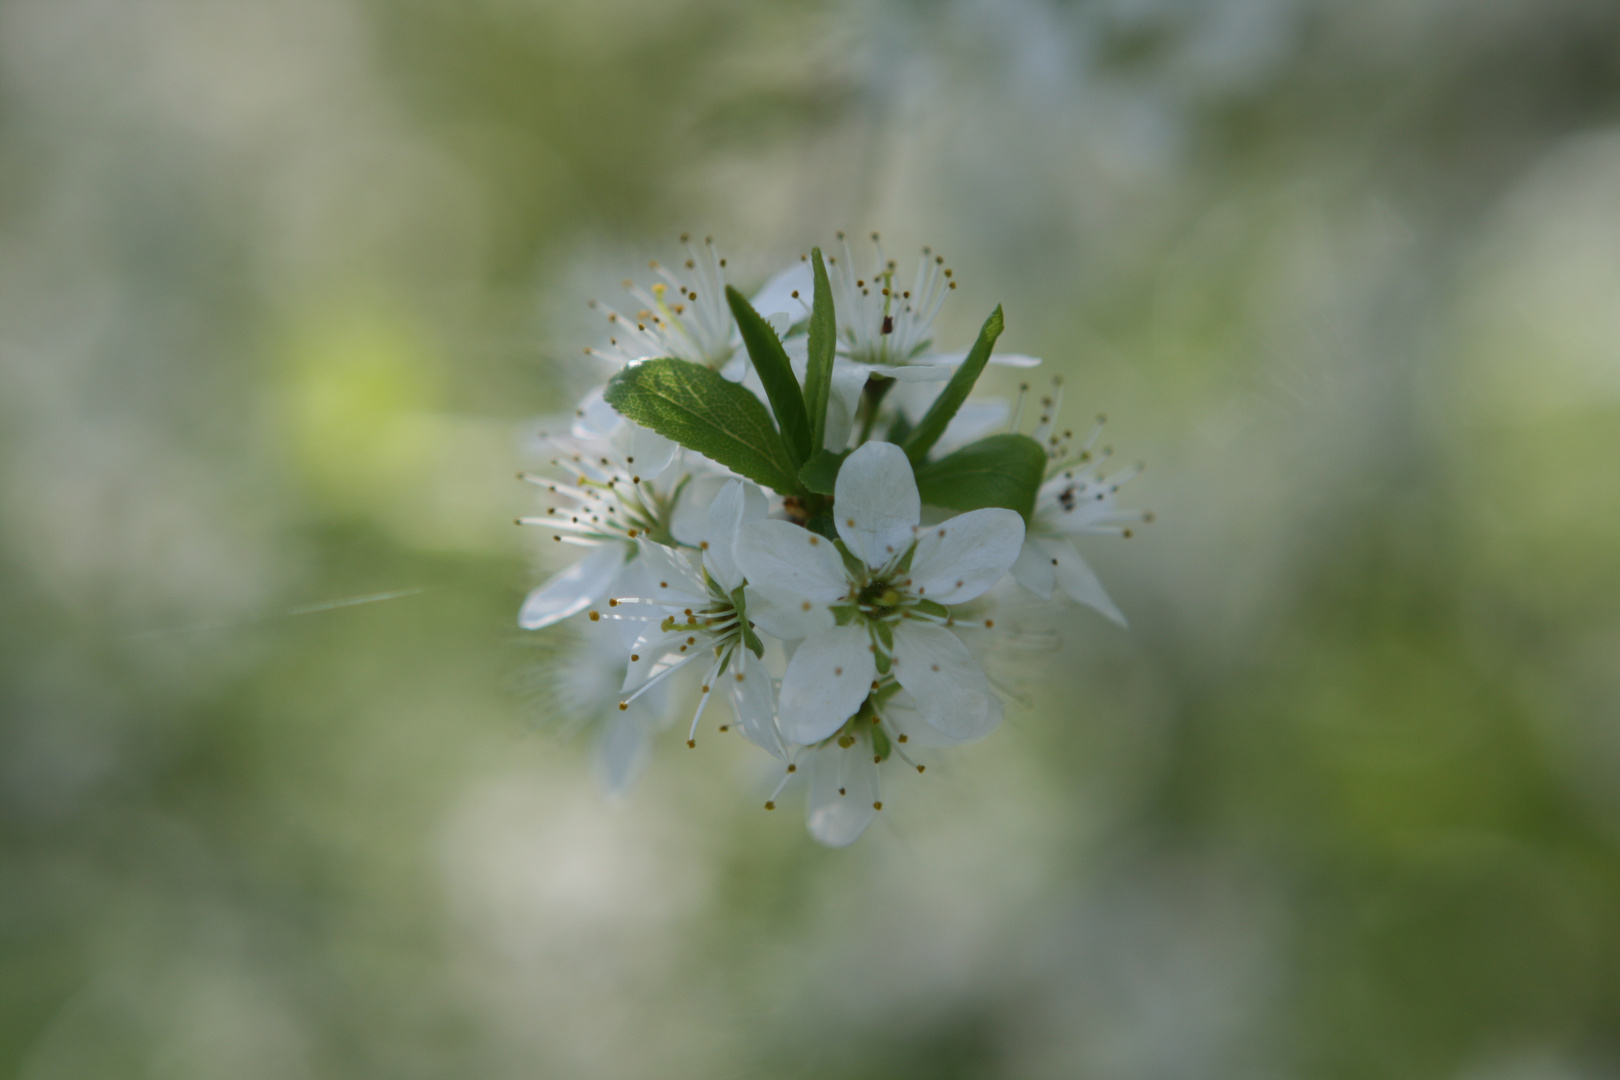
[519,235,1147,846]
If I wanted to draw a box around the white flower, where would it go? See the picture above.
[825,232,1042,379]
[602,480,786,758]
[759,682,993,847]
[736,441,1024,750]
[1006,381,1150,626]
[515,388,686,630]
[768,235,1042,448]
[520,619,672,797]
[582,235,804,380]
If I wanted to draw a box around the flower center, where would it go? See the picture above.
[856,579,907,618]
[660,594,738,640]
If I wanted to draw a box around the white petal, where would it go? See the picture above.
[878,689,969,748]
[834,442,920,570]
[750,261,813,323]
[990,353,1042,368]
[670,475,728,547]
[884,377,939,420]
[890,622,1002,742]
[702,479,766,594]
[908,508,1025,604]
[1008,536,1058,601]
[634,537,709,607]
[727,647,785,759]
[923,348,1042,369]
[777,625,878,745]
[1052,542,1127,627]
[619,625,696,695]
[862,362,954,382]
[824,363,868,450]
[605,558,656,647]
[1038,499,1126,536]
[613,421,676,480]
[595,710,649,797]
[518,543,626,629]
[736,520,850,603]
[805,740,879,847]
[571,386,620,439]
[746,582,836,640]
[933,399,1011,456]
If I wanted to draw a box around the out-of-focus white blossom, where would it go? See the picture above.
[518,243,1145,847]
[1007,380,1151,626]
[582,235,805,381]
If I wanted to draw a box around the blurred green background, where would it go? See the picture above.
[4,1,1620,1077]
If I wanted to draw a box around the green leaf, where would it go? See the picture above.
[725,286,811,468]
[805,247,836,452]
[913,432,1046,523]
[603,359,801,495]
[901,305,1004,464]
[798,448,849,496]
[806,512,839,542]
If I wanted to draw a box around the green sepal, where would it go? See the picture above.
[872,680,903,708]
[870,720,892,762]
[885,411,914,445]
[914,432,1047,523]
[874,649,892,676]
[912,598,949,620]
[831,603,860,626]
[892,542,916,576]
[871,620,895,654]
[729,584,764,658]
[798,448,849,496]
[805,248,836,453]
[834,539,867,581]
[604,359,801,495]
[725,286,811,468]
[901,305,1004,464]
